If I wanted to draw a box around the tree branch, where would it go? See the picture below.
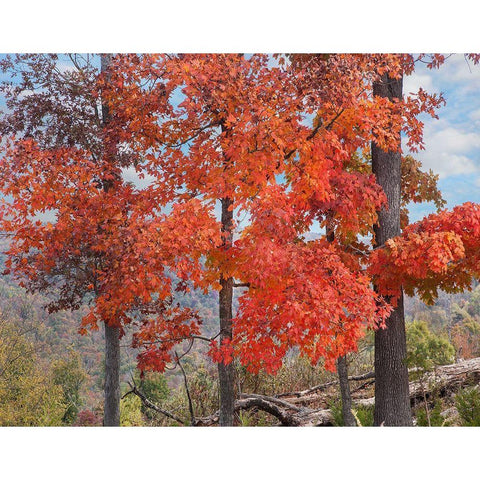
[123,382,185,425]
[175,351,195,425]
[276,371,375,398]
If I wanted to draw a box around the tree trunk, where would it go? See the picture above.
[372,72,413,426]
[337,355,357,426]
[100,53,121,426]
[104,322,121,426]
[326,219,356,426]
[218,196,236,426]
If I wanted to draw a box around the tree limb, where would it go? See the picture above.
[123,383,185,425]
[175,351,195,425]
[276,370,375,398]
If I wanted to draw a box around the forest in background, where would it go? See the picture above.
[2,243,480,426]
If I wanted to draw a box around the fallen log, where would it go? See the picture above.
[131,357,480,426]
[408,357,480,401]
[194,393,334,426]
[280,357,480,408]
[276,371,375,398]
[354,357,480,408]
[227,357,480,424]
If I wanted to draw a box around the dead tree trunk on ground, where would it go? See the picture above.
[129,358,480,426]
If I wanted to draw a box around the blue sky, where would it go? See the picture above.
[404,54,480,222]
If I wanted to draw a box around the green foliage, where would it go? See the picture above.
[138,363,219,426]
[463,319,480,336]
[51,350,87,424]
[135,371,169,420]
[406,320,455,376]
[466,285,480,317]
[455,387,480,426]
[328,401,344,426]
[120,394,145,426]
[353,405,374,427]
[0,318,66,425]
[415,402,449,426]
[451,303,472,324]
[137,371,169,404]
[185,365,218,418]
[328,400,373,427]
[238,410,270,427]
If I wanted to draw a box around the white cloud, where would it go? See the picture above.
[415,124,480,178]
[430,126,480,152]
[469,108,480,127]
[439,54,480,87]
[403,58,480,181]
[403,72,436,95]
[56,61,79,74]
[121,166,155,189]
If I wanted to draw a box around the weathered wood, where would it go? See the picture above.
[132,358,480,426]
[276,371,375,398]
[408,357,480,401]
[292,358,480,411]
[195,394,335,427]
[269,357,480,424]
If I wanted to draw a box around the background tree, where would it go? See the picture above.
[0,53,125,425]
[51,349,87,424]
[0,54,206,426]
[105,53,300,424]
[0,310,66,425]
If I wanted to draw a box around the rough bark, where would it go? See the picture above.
[337,355,357,426]
[371,73,413,426]
[218,196,236,426]
[104,322,121,426]
[101,53,121,427]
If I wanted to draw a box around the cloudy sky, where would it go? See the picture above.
[404,54,480,222]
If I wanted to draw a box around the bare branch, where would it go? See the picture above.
[123,382,185,425]
[276,371,375,398]
[175,351,195,425]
